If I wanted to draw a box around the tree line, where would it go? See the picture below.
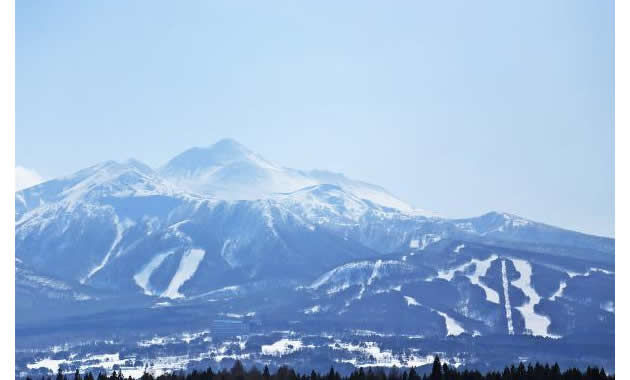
[32,356,613,380]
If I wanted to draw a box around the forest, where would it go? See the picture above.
[31,356,613,380]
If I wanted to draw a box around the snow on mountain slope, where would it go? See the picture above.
[162,248,207,299]
[501,260,514,335]
[133,250,177,296]
[274,184,375,224]
[16,260,93,302]
[304,170,433,216]
[452,212,614,256]
[160,139,425,214]
[17,160,184,217]
[308,259,413,296]
[509,258,560,338]
[430,254,500,304]
[403,295,466,336]
[14,138,614,314]
[160,139,315,200]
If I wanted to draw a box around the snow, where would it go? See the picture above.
[410,235,442,250]
[17,267,71,292]
[27,358,68,372]
[304,305,321,314]
[220,239,239,267]
[419,234,442,250]
[479,213,532,235]
[190,284,242,301]
[133,250,176,296]
[375,284,402,294]
[366,260,383,286]
[549,281,567,301]
[52,161,184,213]
[166,220,192,243]
[404,295,422,307]
[309,260,409,293]
[330,341,434,368]
[277,184,370,223]
[160,140,428,216]
[434,255,500,304]
[330,340,463,368]
[27,353,149,379]
[435,311,466,336]
[153,301,172,308]
[567,267,615,278]
[261,339,312,356]
[351,330,392,337]
[501,260,514,335]
[510,258,560,338]
[81,214,125,284]
[403,295,465,336]
[601,301,614,313]
[162,248,206,299]
[220,312,255,319]
[467,255,500,303]
[16,166,45,191]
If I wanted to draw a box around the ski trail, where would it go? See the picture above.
[434,255,499,303]
[510,258,560,338]
[403,295,466,336]
[162,248,206,299]
[133,250,176,295]
[81,214,124,284]
[501,260,514,335]
[468,255,500,304]
[435,311,466,336]
[549,281,567,301]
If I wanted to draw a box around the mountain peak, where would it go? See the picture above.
[212,138,248,151]
[161,138,272,176]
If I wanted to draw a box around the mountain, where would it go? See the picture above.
[15,139,615,377]
[160,138,423,214]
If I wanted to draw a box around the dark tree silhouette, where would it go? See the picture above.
[40,357,613,380]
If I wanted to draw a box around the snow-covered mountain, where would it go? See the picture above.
[160,138,424,214]
[15,139,615,376]
[15,139,613,297]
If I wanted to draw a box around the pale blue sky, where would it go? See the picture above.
[17,1,614,237]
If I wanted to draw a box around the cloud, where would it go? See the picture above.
[16,166,45,191]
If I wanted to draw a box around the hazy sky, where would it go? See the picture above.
[17,1,614,237]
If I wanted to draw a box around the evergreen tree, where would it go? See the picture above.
[408,368,419,380]
[430,356,442,380]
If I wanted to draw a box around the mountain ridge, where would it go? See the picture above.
[15,140,615,375]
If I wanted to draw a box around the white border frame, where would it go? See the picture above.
[0,0,625,377]
[1,0,16,376]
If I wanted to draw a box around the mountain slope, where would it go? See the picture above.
[15,139,613,330]
[159,139,424,215]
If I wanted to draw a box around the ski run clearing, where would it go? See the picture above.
[434,254,500,304]
[430,255,562,338]
[510,258,560,339]
[162,248,206,299]
[501,260,514,335]
[133,250,176,296]
[403,295,466,336]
